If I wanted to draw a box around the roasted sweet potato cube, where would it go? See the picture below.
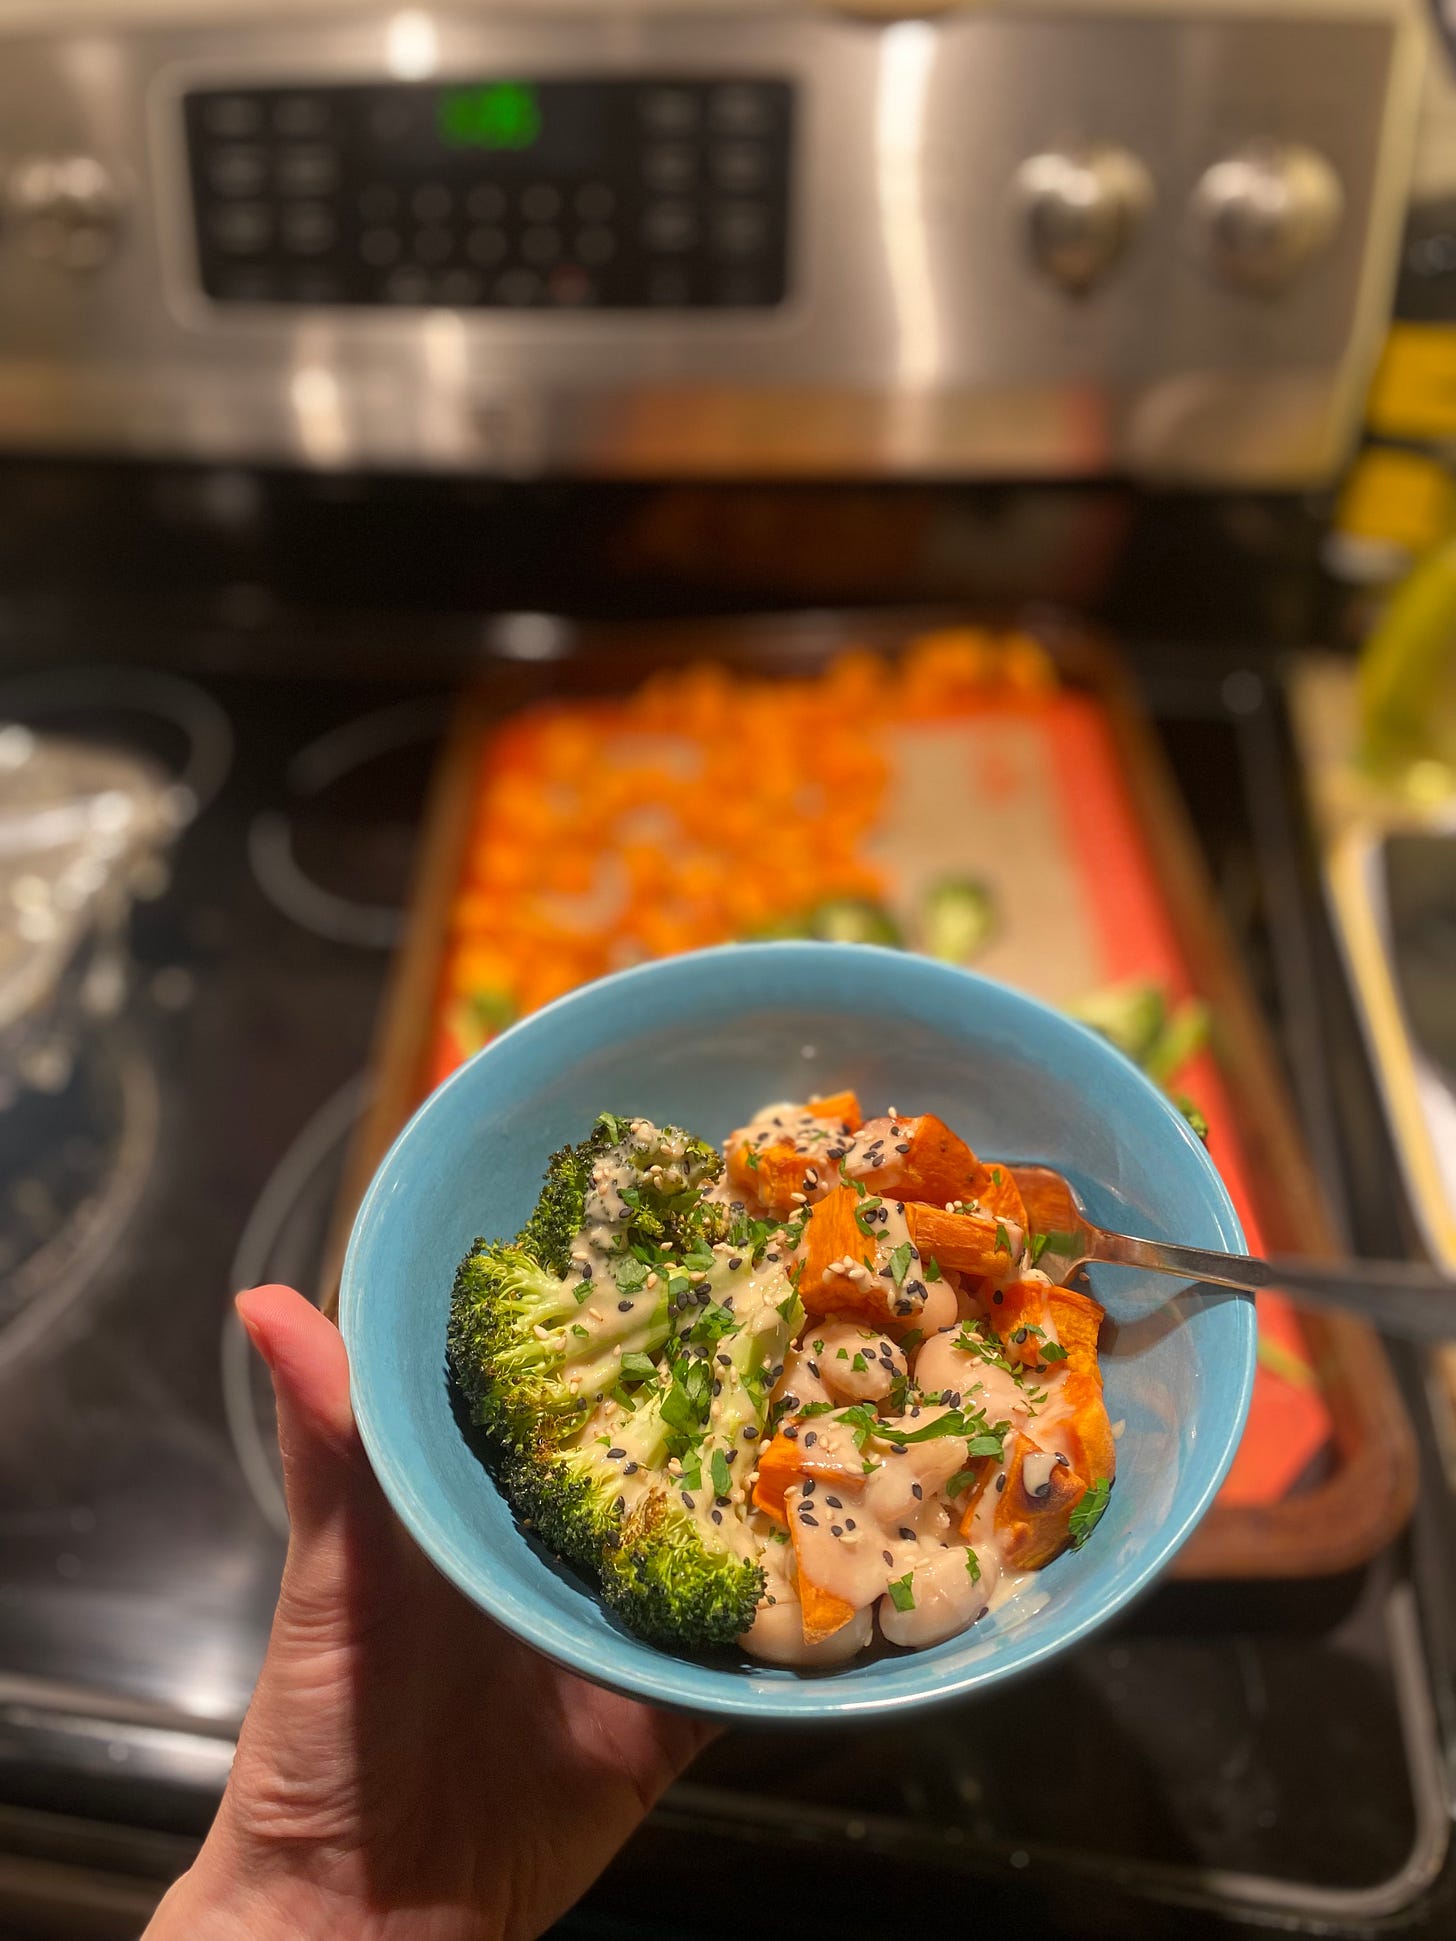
[805,1090,863,1132]
[994,1430,1090,1570]
[796,1185,900,1323]
[1046,1284,1105,1374]
[751,1429,865,1525]
[788,1517,859,1645]
[726,1140,814,1216]
[1058,1369,1116,1485]
[987,1280,1056,1369]
[969,1161,1028,1228]
[905,1203,1017,1280]
[875,1113,983,1205]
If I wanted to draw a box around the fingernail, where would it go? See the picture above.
[235,1293,275,1368]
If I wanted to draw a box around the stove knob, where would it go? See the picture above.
[1191,142,1342,293]
[1015,146,1152,294]
[8,155,124,270]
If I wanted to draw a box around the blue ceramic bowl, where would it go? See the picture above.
[340,943,1254,1722]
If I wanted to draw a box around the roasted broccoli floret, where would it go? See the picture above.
[448,1240,671,1453]
[520,1112,723,1273]
[921,874,998,963]
[449,1113,794,1650]
[511,1377,765,1648]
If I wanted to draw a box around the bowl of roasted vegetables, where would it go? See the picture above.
[340,943,1255,1720]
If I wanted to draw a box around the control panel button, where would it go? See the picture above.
[643,143,696,194]
[710,85,772,135]
[711,142,768,192]
[280,202,335,255]
[1015,146,1152,294]
[273,96,331,138]
[711,201,769,257]
[202,96,263,139]
[521,183,562,222]
[207,146,267,198]
[643,200,697,252]
[1190,141,1343,292]
[208,199,271,256]
[640,88,699,136]
[277,146,339,198]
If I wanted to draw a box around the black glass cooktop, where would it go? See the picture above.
[0,646,1450,1940]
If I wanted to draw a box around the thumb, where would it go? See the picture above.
[236,1284,400,1632]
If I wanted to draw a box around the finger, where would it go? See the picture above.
[235,1284,372,1544]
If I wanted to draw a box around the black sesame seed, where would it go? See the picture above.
[784,1424,800,1440]
[716,1495,731,1508]
[728,1257,743,1270]
[911,1483,923,1500]
[580,1262,594,1278]
[617,1299,633,1313]
[799,1513,820,1528]
[681,1492,696,1509]
[614,1496,625,1515]
[743,1426,759,1439]
[766,1253,780,1264]
[883,1549,894,1565]
[803,1431,818,1447]
[711,1509,724,1524]
[993,1291,1004,1305]
[712,1380,722,1397]
[1055,1452,1070,1466]
[801,1478,816,1496]
[825,1495,842,1509]
[895,1143,911,1154]
[830,1525,844,1538]
[717,1353,732,1367]
[606,1447,625,1460]
[977,1605,989,1620]
[1013,1328,1028,1344]
[845,1518,857,1531]
[995,1473,1007,1492]
[696,1288,711,1306]
[898,1525,915,1540]
[623,1462,639,1475]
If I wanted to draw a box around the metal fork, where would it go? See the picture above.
[1007,1164,1456,1341]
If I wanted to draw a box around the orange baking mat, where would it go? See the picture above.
[428,631,1329,1507]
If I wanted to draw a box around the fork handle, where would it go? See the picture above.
[1094,1232,1456,1341]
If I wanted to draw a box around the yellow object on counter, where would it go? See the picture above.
[1359,537,1456,797]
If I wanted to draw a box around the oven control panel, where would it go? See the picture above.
[183,78,793,309]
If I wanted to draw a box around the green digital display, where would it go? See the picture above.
[438,82,541,150]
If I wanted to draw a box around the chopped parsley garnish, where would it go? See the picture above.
[851,1352,868,1373]
[853,1196,884,1235]
[574,1284,592,1305]
[619,1350,657,1382]
[776,1293,799,1322]
[595,1111,631,1144]
[837,1347,850,1360]
[839,1158,867,1198]
[898,1328,924,1352]
[946,1466,980,1499]
[614,1256,648,1293]
[889,1240,914,1287]
[813,1339,825,1354]
[923,1256,942,1283]
[993,1222,1012,1257]
[1041,1342,1069,1363]
[710,1448,733,1498]
[572,1323,590,1340]
[886,1572,916,1613]
[1070,1477,1112,1546]
[965,1546,982,1583]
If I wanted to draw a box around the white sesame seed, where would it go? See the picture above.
[532,1324,552,1341]
[789,1191,807,1205]
[645,1274,659,1289]
[587,1307,603,1322]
